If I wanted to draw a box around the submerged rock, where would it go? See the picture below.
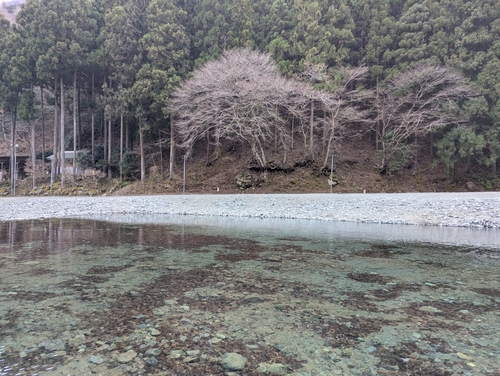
[89,355,105,364]
[244,295,264,303]
[419,305,441,313]
[39,339,65,352]
[117,350,137,363]
[221,352,247,371]
[169,349,186,359]
[257,362,288,374]
[148,328,161,336]
[145,357,158,366]
[144,348,162,357]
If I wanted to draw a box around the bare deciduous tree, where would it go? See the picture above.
[316,65,372,170]
[169,50,372,173]
[169,49,316,170]
[373,64,475,173]
[295,63,372,169]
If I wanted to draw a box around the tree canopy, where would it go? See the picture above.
[0,0,498,185]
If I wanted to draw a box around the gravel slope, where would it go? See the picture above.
[1,192,500,228]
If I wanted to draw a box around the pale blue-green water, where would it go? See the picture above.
[0,218,499,375]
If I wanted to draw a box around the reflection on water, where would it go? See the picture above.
[0,218,499,376]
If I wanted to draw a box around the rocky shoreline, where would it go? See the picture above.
[1,192,500,228]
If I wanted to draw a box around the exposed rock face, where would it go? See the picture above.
[236,171,254,189]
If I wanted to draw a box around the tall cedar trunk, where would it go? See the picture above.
[60,77,65,187]
[101,109,105,145]
[73,69,77,178]
[50,78,58,192]
[120,113,123,182]
[30,83,36,188]
[103,79,109,171]
[169,114,174,180]
[108,78,112,179]
[1,109,4,139]
[126,121,130,151]
[41,85,45,162]
[78,86,81,149]
[31,117,36,188]
[91,73,95,163]
[103,111,107,168]
[375,82,380,151]
[159,129,162,176]
[140,126,145,185]
[108,119,112,178]
[309,100,314,159]
[10,107,16,192]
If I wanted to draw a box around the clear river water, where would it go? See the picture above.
[0,217,499,375]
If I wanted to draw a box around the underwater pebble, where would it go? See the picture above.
[221,353,247,371]
[39,339,65,352]
[148,328,161,336]
[144,348,161,357]
[21,261,40,265]
[341,348,353,357]
[117,350,137,363]
[183,355,199,363]
[257,362,288,375]
[456,352,473,361]
[88,355,104,364]
[244,295,264,303]
[145,357,158,366]
[419,306,441,313]
[169,350,186,359]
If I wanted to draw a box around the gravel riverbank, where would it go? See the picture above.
[1,192,500,228]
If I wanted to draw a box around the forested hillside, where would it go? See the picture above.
[0,0,499,194]
[0,1,23,23]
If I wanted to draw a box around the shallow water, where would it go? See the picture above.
[0,218,499,376]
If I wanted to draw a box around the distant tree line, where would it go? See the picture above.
[0,0,499,189]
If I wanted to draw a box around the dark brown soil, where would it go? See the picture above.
[5,132,499,197]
